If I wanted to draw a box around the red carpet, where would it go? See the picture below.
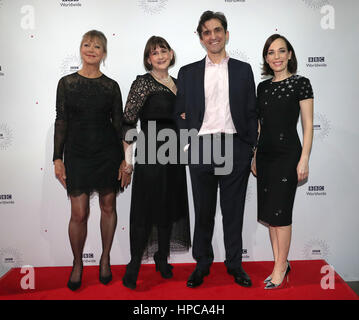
[0,260,357,300]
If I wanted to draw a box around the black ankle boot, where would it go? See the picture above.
[154,252,173,279]
[122,261,140,290]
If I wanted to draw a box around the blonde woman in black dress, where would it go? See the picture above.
[252,34,314,289]
[53,30,131,290]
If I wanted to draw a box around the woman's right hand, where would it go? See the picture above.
[119,160,133,189]
[54,159,67,188]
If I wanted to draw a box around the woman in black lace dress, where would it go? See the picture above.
[53,30,131,290]
[251,34,314,289]
[121,36,191,289]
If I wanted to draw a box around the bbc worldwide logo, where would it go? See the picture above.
[307,186,326,196]
[60,0,82,7]
[307,57,327,67]
[0,194,14,205]
[82,253,96,264]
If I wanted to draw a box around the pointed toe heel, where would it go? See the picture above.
[67,261,83,291]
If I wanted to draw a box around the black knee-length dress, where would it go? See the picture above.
[256,75,313,226]
[53,72,124,196]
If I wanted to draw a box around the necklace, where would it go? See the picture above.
[272,73,292,83]
[151,71,171,83]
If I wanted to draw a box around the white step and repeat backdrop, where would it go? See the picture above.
[1,0,359,281]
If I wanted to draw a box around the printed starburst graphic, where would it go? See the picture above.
[139,0,168,15]
[302,239,330,260]
[60,54,81,76]
[302,0,329,9]
[313,113,331,141]
[228,49,250,63]
[0,124,13,150]
[0,247,24,276]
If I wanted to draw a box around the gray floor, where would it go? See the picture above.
[346,281,359,296]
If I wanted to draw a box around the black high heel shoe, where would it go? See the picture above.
[67,261,83,291]
[264,261,291,290]
[154,253,173,279]
[99,260,112,285]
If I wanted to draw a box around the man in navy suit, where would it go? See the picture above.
[174,11,258,288]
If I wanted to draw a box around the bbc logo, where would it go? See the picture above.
[0,194,12,200]
[308,57,325,63]
[308,186,325,191]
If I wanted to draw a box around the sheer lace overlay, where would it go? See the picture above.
[123,73,176,143]
[53,72,125,196]
[123,73,191,260]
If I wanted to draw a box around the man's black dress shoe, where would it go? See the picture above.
[227,267,252,287]
[187,268,210,288]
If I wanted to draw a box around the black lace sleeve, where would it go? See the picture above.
[123,75,151,144]
[111,81,124,142]
[53,77,67,161]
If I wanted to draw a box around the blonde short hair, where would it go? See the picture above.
[80,30,107,62]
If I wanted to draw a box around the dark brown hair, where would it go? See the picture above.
[196,10,228,39]
[143,36,175,71]
[261,34,297,76]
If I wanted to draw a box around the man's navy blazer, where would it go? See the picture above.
[174,57,258,149]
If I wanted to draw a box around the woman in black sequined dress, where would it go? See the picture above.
[53,30,131,290]
[251,34,314,289]
[121,36,191,289]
